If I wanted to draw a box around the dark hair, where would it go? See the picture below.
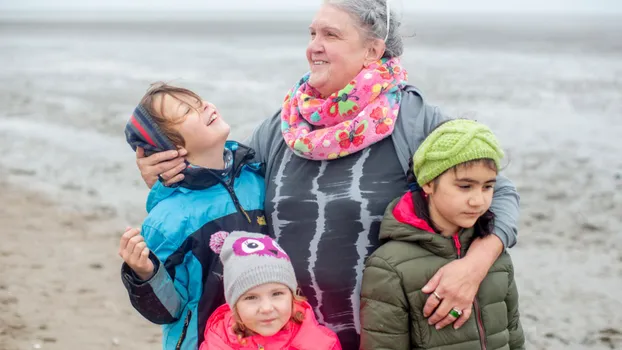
[139,82,203,148]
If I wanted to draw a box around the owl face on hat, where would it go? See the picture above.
[232,236,290,261]
[211,231,298,307]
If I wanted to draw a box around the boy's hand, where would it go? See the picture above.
[119,227,155,281]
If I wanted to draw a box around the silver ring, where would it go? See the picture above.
[158,174,165,182]
[432,292,442,300]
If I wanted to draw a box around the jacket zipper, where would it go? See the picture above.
[452,233,487,350]
[224,184,251,223]
[219,152,254,223]
[175,309,192,350]
[473,299,488,350]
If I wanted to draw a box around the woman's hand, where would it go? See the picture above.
[421,258,484,329]
[136,147,187,188]
[421,235,503,330]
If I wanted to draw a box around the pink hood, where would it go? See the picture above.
[200,301,341,350]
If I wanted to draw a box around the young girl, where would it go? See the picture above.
[118,83,268,350]
[200,231,341,350]
[360,119,525,350]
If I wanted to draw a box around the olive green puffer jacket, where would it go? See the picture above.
[360,195,525,350]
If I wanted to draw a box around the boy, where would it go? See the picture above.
[119,83,268,350]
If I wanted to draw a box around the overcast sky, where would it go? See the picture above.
[1,0,621,14]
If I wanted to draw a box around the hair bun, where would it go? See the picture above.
[209,231,230,254]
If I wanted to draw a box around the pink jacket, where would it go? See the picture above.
[200,301,341,350]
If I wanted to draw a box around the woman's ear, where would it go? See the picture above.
[364,39,386,66]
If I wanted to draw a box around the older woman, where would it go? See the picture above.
[134,0,519,348]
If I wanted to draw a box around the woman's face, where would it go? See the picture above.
[306,5,383,97]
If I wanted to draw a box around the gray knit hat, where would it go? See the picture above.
[210,231,298,307]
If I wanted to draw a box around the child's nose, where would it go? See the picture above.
[258,300,274,313]
[469,191,485,206]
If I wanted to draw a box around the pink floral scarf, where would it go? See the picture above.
[281,57,407,160]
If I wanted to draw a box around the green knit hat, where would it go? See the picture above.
[413,119,504,186]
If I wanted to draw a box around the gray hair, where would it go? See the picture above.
[324,0,403,58]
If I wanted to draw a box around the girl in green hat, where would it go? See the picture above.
[359,119,525,350]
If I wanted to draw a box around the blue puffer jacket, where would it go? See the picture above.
[121,141,269,350]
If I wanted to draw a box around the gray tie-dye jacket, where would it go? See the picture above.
[246,85,520,350]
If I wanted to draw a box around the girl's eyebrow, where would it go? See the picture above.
[454,178,497,184]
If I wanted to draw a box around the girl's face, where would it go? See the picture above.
[422,161,497,236]
[235,283,293,337]
[306,4,384,97]
[153,92,230,155]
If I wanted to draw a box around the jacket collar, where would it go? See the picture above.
[146,141,259,212]
[179,141,256,190]
[203,301,338,350]
[380,192,476,259]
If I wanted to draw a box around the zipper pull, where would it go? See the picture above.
[241,208,251,223]
[453,234,462,258]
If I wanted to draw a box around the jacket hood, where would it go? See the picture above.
[202,300,339,350]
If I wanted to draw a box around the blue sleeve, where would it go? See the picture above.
[121,224,188,324]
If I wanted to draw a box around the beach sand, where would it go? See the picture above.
[0,179,160,350]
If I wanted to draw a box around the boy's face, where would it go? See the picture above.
[422,162,497,235]
[154,92,230,155]
[235,283,293,337]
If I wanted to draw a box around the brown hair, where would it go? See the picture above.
[231,290,307,344]
[139,82,203,148]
